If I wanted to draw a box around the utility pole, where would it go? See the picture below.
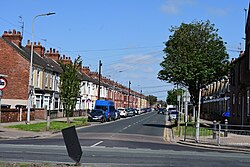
[98,60,102,100]
[128,81,131,108]
[140,90,142,109]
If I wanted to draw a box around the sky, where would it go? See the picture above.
[0,0,249,100]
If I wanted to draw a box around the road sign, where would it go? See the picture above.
[62,126,82,165]
[86,98,91,103]
[0,77,7,90]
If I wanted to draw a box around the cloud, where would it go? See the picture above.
[161,0,196,15]
[121,54,160,65]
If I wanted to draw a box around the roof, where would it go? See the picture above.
[1,37,66,75]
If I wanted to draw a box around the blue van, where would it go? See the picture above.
[94,100,116,121]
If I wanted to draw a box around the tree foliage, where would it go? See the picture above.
[158,20,230,105]
[147,95,157,106]
[60,55,82,124]
[166,89,183,106]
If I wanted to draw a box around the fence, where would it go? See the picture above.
[175,121,250,147]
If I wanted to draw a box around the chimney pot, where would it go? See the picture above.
[53,48,56,53]
[50,48,52,53]
[38,42,41,45]
[13,29,16,34]
[34,42,37,45]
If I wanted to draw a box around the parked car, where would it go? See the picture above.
[114,109,121,120]
[118,107,127,117]
[167,107,177,114]
[136,108,143,115]
[168,111,179,121]
[88,109,106,123]
[157,108,166,114]
[126,108,135,117]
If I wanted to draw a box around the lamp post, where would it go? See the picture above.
[128,81,131,108]
[195,88,202,143]
[27,12,55,124]
[98,60,102,100]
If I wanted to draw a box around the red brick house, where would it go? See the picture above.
[230,7,250,125]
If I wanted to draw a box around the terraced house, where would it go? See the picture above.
[0,29,148,122]
[0,30,63,120]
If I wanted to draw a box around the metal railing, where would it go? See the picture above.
[178,121,250,147]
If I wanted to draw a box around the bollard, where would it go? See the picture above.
[46,109,50,131]
[213,120,217,139]
[224,119,228,137]
[217,124,221,146]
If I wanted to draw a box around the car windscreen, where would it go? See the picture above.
[95,106,108,111]
[170,112,178,115]
[91,110,104,116]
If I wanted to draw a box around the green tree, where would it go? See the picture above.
[147,95,157,106]
[158,20,230,106]
[166,89,183,106]
[60,56,82,124]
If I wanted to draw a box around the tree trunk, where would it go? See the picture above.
[67,115,70,125]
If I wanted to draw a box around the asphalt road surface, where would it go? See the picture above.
[0,111,249,167]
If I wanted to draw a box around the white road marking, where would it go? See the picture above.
[90,141,103,147]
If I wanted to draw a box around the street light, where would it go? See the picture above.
[195,88,202,143]
[27,12,56,124]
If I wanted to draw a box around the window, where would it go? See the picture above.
[55,97,59,109]
[31,67,34,86]
[36,69,40,87]
[50,74,53,89]
[238,94,241,116]
[45,73,49,87]
[35,95,41,108]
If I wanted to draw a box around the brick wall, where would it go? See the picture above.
[1,109,35,123]
[0,38,29,100]
[35,109,46,120]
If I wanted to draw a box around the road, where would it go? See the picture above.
[0,111,249,167]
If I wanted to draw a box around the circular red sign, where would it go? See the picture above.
[0,77,7,90]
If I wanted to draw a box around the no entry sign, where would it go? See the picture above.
[0,77,7,90]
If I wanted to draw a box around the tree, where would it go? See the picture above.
[147,95,157,107]
[166,89,183,106]
[158,20,230,106]
[60,55,82,124]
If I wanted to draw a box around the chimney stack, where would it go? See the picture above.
[2,29,23,47]
[26,40,45,57]
[45,48,60,62]
[81,66,90,75]
[60,55,72,65]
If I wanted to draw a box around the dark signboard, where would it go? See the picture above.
[62,126,82,164]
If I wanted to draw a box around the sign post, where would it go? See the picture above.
[62,126,82,165]
[0,77,7,123]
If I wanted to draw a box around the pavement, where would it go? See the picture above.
[0,117,85,139]
[166,119,250,153]
[1,116,250,153]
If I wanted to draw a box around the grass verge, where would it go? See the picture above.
[6,118,89,132]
